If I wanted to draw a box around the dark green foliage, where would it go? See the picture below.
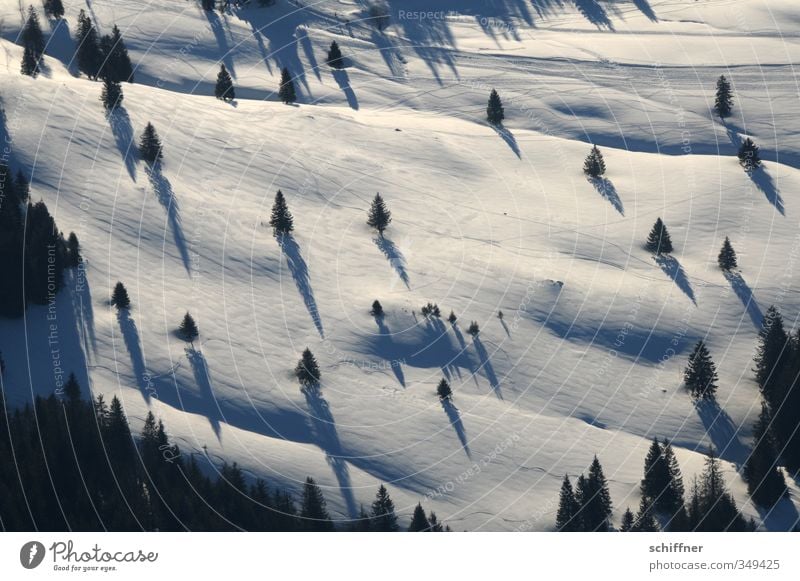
[408,503,430,531]
[687,449,748,531]
[370,484,399,531]
[684,340,718,399]
[420,302,440,318]
[76,10,102,80]
[743,403,787,508]
[201,0,215,10]
[448,310,457,324]
[15,170,29,203]
[101,78,123,110]
[738,138,761,172]
[326,41,344,68]
[63,372,81,402]
[436,378,452,401]
[0,165,25,317]
[583,145,606,178]
[44,0,65,19]
[486,89,504,125]
[577,456,613,532]
[467,321,480,336]
[65,232,80,269]
[269,190,294,234]
[645,217,673,254]
[640,438,671,508]
[20,45,40,77]
[295,348,321,387]
[715,75,733,118]
[100,26,134,83]
[139,122,163,164]
[367,193,391,234]
[111,281,130,309]
[279,67,296,104]
[632,496,659,532]
[24,201,68,306]
[300,477,334,531]
[371,300,384,317]
[754,306,787,401]
[555,474,580,531]
[427,512,450,532]
[718,237,737,271]
[178,312,199,342]
[639,437,685,529]
[620,508,635,532]
[21,6,45,59]
[215,64,234,101]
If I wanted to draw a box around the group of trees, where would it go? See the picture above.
[555,456,613,531]
[20,6,45,77]
[267,190,391,237]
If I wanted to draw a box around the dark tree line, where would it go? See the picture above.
[76,11,134,83]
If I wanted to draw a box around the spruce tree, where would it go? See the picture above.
[178,312,199,342]
[299,477,334,531]
[110,25,134,83]
[738,138,761,172]
[111,282,130,309]
[645,217,673,254]
[753,306,787,400]
[76,10,102,80]
[467,321,480,336]
[279,67,296,104]
[486,89,504,125]
[714,75,733,118]
[66,232,81,267]
[448,310,457,324]
[694,449,748,531]
[408,503,430,531]
[717,236,737,271]
[436,378,452,401]
[367,193,391,234]
[743,402,787,508]
[21,6,45,60]
[15,170,29,203]
[269,190,294,235]
[371,300,384,317]
[370,484,399,531]
[139,122,163,164]
[640,438,671,512]
[684,340,718,399]
[20,45,40,77]
[101,78,123,111]
[326,41,344,69]
[295,348,321,387]
[23,201,67,306]
[44,0,65,19]
[661,440,687,525]
[582,456,613,532]
[583,145,606,178]
[215,64,234,101]
[620,508,635,532]
[632,496,659,532]
[555,474,580,531]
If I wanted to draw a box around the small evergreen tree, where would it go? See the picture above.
[100,26,134,83]
[111,282,130,309]
[448,310,457,324]
[743,402,787,508]
[326,41,344,69]
[371,300,384,317]
[645,217,673,254]
[370,484,399,531]
[583,145,606,178]
[684,340,718,399]
[408,503,430,531]
[753,306,787,399]
[717,236,737,271]
[215,64,235,101]
[619,508,635,532]
[555,474,580,531]
[661,440,687,528]
[269,190,294,235]
[295,348,321,387]
[279,67,296,104]
[20,45,40,77]
[640,438,672,512]
[692,449,748,531]
[178,312,199,342]
[139,122,163,164]
[467,321,480,336]
[66,232,81,267]
[367,193,391,235]
[15,170,30,203]
[486,89,504,125]
[632,496,659,532]
[44,0,65,19]
[21,6,45,59]
[101,78,123,111]
[299,477,333,531]
[738,138,761,172]
[76,10,102,80]
[714,75,733,118]
[436,378,452,401]
[581,456,613,532]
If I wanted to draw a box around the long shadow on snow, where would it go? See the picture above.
[749,167,784,216]
[724,272,762,329]
[297,27,321,81]
[694,398,749,467]
[303,387,358,518]
[204,9,236,79]
[588,177,623,215]
[756,496,800,531]
[279,234,324,337]
[655,254,696,305]
[375,316,406,387]
[473,336,502,399]
[442,398,471,459]
[147,165,191,275]
[186,347,222,442]
[632,0,657,21]
[572,0,614,30]
[67,265,97,358]
[107,107,136,182]
[117,308,153,404]
[373,235,410,289]
[332,69,359,110]
[492,124,521,159]
[45,18,79,76]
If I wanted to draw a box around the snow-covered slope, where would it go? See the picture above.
[0,0,799,530]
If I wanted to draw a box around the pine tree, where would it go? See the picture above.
[738,138,761,172]
[99,26,134,83]
[486,89,504,125]
[693,449,748,531]
[66,232,81,267]
[215,64,234,101]
[684,340,718,399]
[640,438,671,511]
[139,122,163,164]
[23,201,67,306]
[63,372,81,403]
[408,503,430,531]
[714,75,733,118]
[370,484,399,531]
[299,477,334,531]
[326,41,344,69]
[645,217,673,254]
[201,0,215,10]
[448,310,457,324]
[371,300,384,317]
[21,6,45,59]
[582,456,613,532]
[101,78,123,111]
[620,508,635,532]
[467,321,480,336]
[753,306,787,400]
[632,496,659,532]
[583,145,606,178]
[555,474,580,531]
[367,193,391,234]
[111,282,130,309]
[20,45,40,77]
[44,0,65,19]
[295,348,321,387]
[76,10,102,80]
[661,439,687,526]
[717,237,737,271]
[279,67,296,104]
[178,312,199,342]
[436,378,452,401]
[269,190,294,235]
[743,402,787,508]
[15,170,29,203]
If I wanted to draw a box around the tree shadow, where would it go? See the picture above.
[375,316,405,387]
[107,107,136,182]
[755,494,800,531]
[500,317,511,337]
[67,265,97,358]
[632,0,657,21]
[370,29,405,80]
[441,399,471,459]
[117,308,152,404]
[694,398,749,467]
[332,69,358,110]
[296,27,320,81]
[205,9,236,79]
[492,124,521,159]
[186,346,222,442]
[146,165,191,275]
[279,234,324,338]
[724,271,763,329]
[45,18,78,76]
[572,0,614,30]
[588,177,623,215]
[655,255,696,305]
[473,336,502,399]
[303,386,358,518]
[750,167,785,216]
[373,236,410,289]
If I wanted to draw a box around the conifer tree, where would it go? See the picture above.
[139,123,163,164]
[111,282,130,309]
[295,348,321,387]
[15,170,29,203]
[370,484,399,531]
[20,45,40,77]
[300,477,334,531]
[555,474,580,531]
[743,402,787,508]
[428,511,449,532]
[63,372,81,403]
[21,6,45,60]
[367,193,391,235]
[215,64,234,101]
[44,0,65,19]
[76,10,102,80]
[582,456,613,532]
[448,310,457,324]
[201,0,215,10]
[661,439,687,527]
[583,145,606,178]
[408,503,430,531]
[619,508,635,532]
[66,232,81,267]
[753,306,787,400]
[640,438,671,511]
[178,312,199,342]
[101,78,123,111]
[632,496,659,532]
[738,138,761,172]
[717,236,737,271]
[279,67,296,104]
[99,26,134,83]
[326,41,344,69]
[684,340,718,399]
[714,75,733,118]
[436,378,452,401]
[645,217,673,254]
[269,190,294,235]
[467,321,480,336]
[371,300,384,317]
[23,201,67,306]
[693,449,748,531]
[486,89,504,125]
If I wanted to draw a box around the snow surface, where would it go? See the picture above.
[0,0,799,530]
